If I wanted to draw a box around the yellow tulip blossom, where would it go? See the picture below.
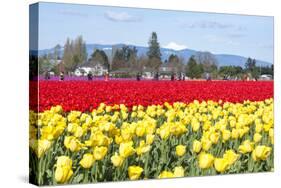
[36,139,52,158]
[173,166,185,177]
[238,140,254,154]
[55,166,73,183]
[253,133,262,143]
[252,145,272,161]
[192,140,202,153]
[119,141,135,158]
[135,125,146,137]
[191,118,200,132]
[93,146,108,160]
[223,150,239,165]
[158,170,174,179]
[222,130,231,142]
[79,153,95,169]
[128,165,143,180]
[136,140,151,156]
[111,152,124,167]
[198,152,214,169]
[201,138,212,151]
[64,136,84,152]
[157,125,170,140]
[214,158,229,173]
[146,134,155,145]
[55,156,73,183]
[210,132,220,144]
[176,145,186,157]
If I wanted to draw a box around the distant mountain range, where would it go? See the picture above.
[35,43,272,68]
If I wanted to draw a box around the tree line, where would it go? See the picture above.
[38,32,273,79]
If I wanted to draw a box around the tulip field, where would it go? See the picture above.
[29,80,274,185]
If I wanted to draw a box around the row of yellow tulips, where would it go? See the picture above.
[29,99,273,185]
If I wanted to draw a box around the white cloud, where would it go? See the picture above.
[163,42,188,50]
[104,11,141,22]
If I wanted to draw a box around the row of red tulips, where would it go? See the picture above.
[30,80,273,112]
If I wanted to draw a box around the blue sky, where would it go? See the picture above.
[36,2,274,63]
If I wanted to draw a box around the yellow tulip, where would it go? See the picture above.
[128,165,143,180]
[55,156,73,183]
[40,125,55,140]
[136,140,151,156]
[105,106,112,113]
[231,129,239,139]
[73,126,84,138]
[158,170,174,178]
[119,141,135,158]
[210,132,220,144]
[56,156,73,167]
[135,125,146,137]
[114,135,123,144]
[36,139,52,158]
[222,130,231,142]
[223,150,239,165]
[173,166,185,177]
[192,140,202,153]
[198,152,214,169]
[252,145,272,161]
[176,145,186,157]
[214,158,229,173]
[111,152,124,167]
[91,131,112,146]
[146,134,155,145]
[79,153,95,169]
[158,126,170,140]
[64,136,83,152]
[255,123,263,133]
[202,138,212,151]
[253,133,262,143]
[55,166,73,183]
[238,140,254,154]
[191,119,200,132]
[93,146,108,160]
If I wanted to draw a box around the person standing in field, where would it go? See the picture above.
[154,72,159,81]
[206,73,211,81]
[178,73,182,81]
[60,71,64,81]
[171,73,175,81]
[136,72,141,81]
[44,71,50,80]
[87,71,93,81]
[104,72,109,81]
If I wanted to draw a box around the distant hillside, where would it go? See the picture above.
[35,43,272,68]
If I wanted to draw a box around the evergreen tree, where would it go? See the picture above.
[147,32,162,70]
[245,57,254,70]
[111,45,138,71]
[245,57,259,79]
[186,56,203,79]
[90,49,109,71]
[168,54,183,73]
[112,49,126,70]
